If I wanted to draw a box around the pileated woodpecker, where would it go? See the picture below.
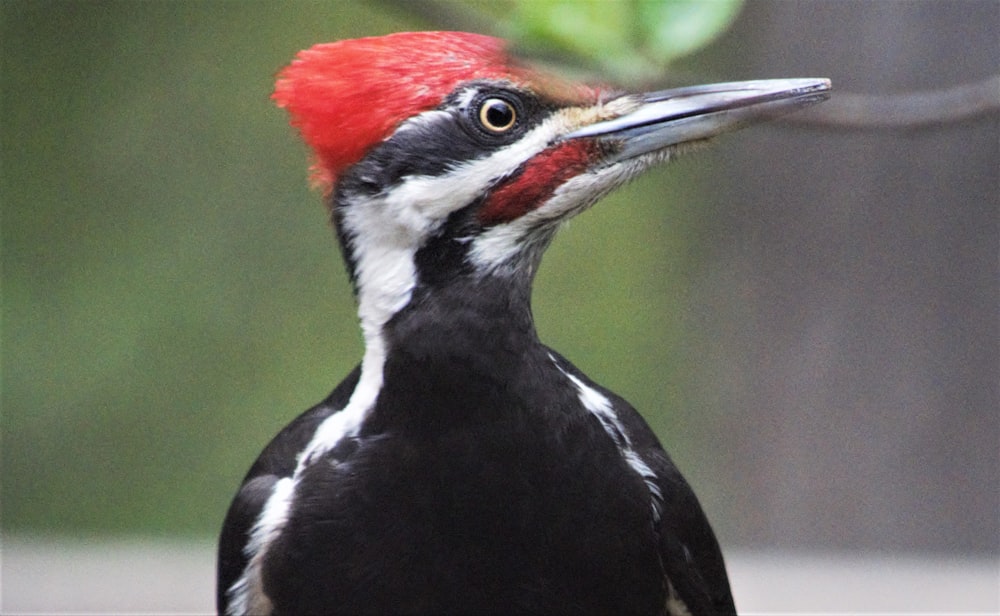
[217,31,829,616]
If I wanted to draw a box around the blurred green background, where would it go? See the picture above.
[2,1,735,537]
[4,0,997,558]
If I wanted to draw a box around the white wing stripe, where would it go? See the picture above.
[549,354,664,523]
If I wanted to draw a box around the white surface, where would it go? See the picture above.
[2,537,215,615]
[726,549,1000,614]
[2,537,998,614]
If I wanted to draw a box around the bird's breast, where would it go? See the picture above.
[261,407,666,614]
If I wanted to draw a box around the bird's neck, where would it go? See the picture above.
[383,272,539,359]
[352,272,542,433]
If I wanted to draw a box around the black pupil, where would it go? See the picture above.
[485,100,513,129]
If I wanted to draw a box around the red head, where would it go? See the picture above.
[274,31,586,191]
[272,31,829,294]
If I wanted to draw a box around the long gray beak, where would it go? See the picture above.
[566,78,831,160]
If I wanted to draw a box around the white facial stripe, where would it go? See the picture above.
[453,85,482,110]
[391,108,451,137]
[469,156,656,273]
[340,107,588,322]
[388,111,575,222]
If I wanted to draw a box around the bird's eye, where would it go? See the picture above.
[477,98,517,133]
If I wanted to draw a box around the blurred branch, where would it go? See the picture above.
[785,75,1000,130]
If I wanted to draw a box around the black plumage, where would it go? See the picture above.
[219,30,828,616]
[219,274,733,615]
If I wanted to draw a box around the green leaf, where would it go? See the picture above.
[638,0,743,62]
[506,0,743,83]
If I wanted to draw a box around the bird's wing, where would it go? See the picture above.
[215,365,361,613]
[602,393,736,616]
[542,350,735,614]
[650,457,736,616]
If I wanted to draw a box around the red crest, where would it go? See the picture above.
[274,32,527,191]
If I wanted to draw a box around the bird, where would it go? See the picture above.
[217,31,830,616]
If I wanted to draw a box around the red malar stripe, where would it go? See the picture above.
[479,141,600,226]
